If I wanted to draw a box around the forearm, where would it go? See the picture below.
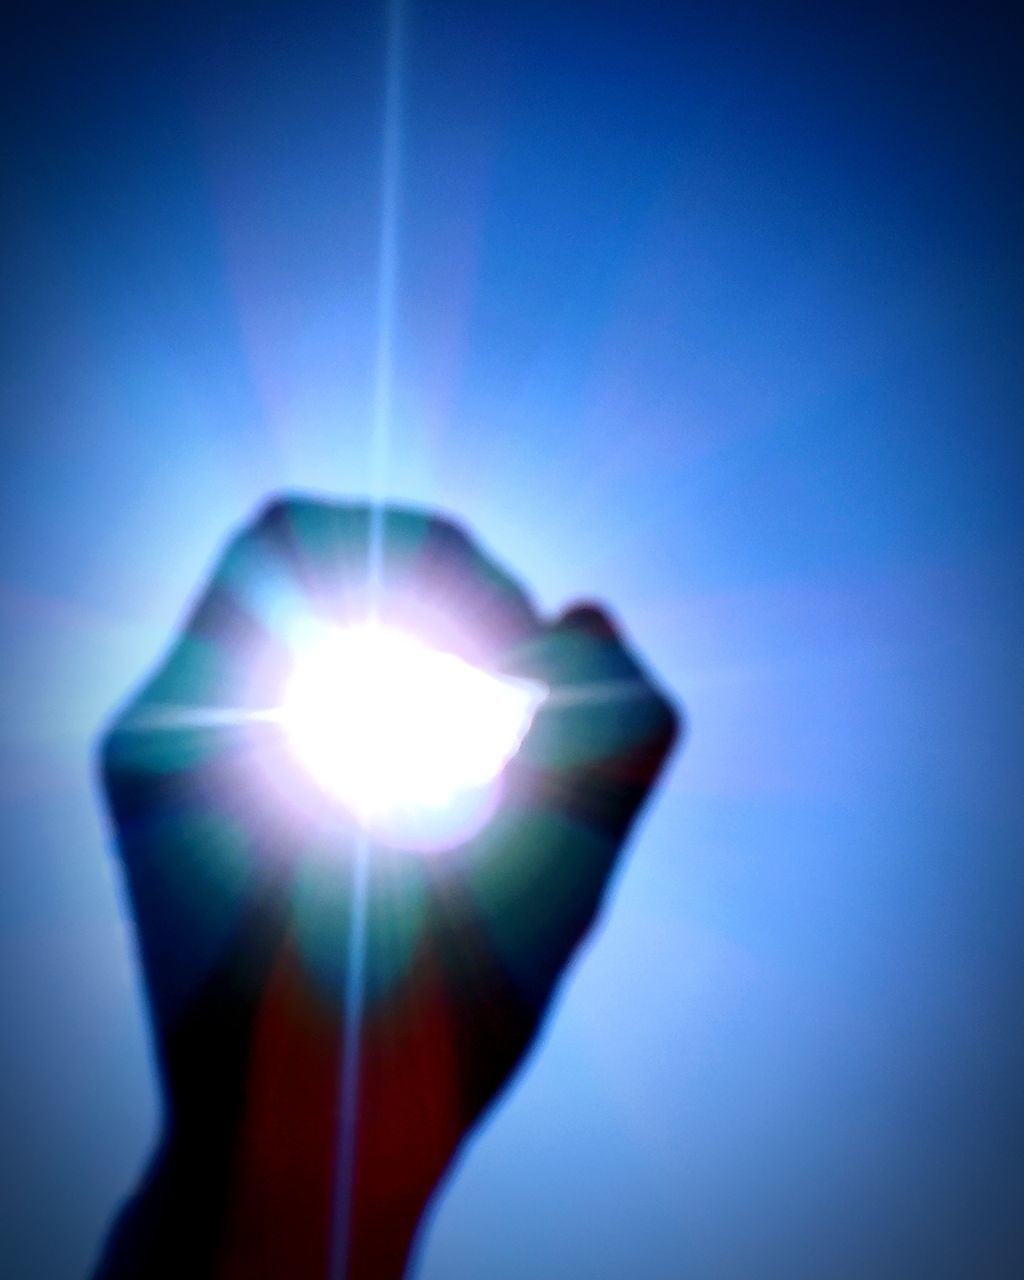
[91,1132,232,1280]
[94,1126,425,1280]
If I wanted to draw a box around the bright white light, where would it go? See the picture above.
[279,623,544,843]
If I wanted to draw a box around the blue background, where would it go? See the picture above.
[1,2,1021,1276]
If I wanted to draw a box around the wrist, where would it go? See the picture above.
[98,1126,426,1280]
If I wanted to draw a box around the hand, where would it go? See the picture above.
[94,498,679,1279]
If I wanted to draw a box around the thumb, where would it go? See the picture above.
[507,599,681,789]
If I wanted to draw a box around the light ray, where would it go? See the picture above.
[113,674,640,740]
[366,0,405,603]
[332,3,406,1277]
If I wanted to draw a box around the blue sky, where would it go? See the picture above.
[0,2,1021,1276]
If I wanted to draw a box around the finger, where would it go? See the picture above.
[100,508,301,786]
[104,497,543,771]
[248,497,542,666]
[507,600,680,789]
[438,602,680,1008]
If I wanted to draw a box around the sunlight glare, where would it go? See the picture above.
[280,623,544,831]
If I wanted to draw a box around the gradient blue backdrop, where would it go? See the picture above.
[1,2,1021,1276]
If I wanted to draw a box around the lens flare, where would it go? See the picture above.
[279,623,544,844]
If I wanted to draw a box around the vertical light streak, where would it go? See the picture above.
[330,828,371,1280]
[367,0,405,596]
[331,2,405,1276]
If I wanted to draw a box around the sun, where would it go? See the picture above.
[278,622,544,845]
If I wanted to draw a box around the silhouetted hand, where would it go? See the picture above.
[94,498,679,1280]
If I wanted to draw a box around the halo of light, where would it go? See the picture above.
[278,622,544,850]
